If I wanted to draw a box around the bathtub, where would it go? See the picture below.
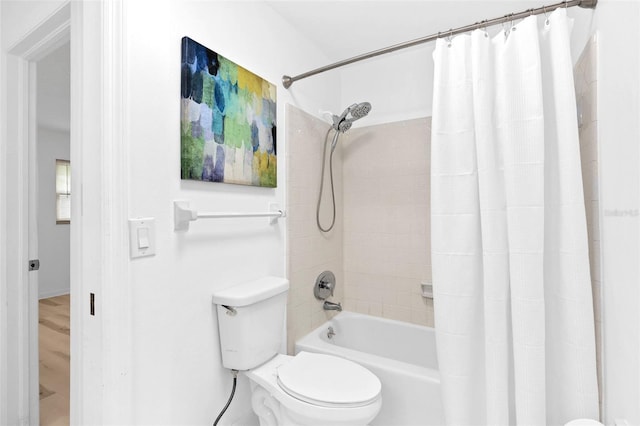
[295,311,444,426]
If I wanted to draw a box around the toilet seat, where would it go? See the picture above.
[246,353,382,425]
[276,352,381,408]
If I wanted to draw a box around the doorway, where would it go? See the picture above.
[35,41,71,425]
[1,1,128,424]
[0,3,75,425]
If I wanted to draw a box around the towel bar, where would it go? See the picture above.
[174,200,285,231]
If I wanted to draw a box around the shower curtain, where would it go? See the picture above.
[430,8,598,426]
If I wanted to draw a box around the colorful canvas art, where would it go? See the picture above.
[180,37,277,187]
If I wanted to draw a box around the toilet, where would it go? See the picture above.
[212,276,382,426]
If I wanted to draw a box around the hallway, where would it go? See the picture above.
[39,294,70,426]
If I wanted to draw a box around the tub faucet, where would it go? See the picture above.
[323,301,342,312]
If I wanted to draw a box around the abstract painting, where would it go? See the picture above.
[180,37,277,187]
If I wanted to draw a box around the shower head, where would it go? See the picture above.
[337,120,353,133]
[332,101,372,133]
[350,102,371,119]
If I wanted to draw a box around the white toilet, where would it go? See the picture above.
[212,276,382,426]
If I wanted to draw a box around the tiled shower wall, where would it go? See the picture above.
[286,106,433,353]
[574,34,602,414]
[286,105,344,354]
[342,118,433,326]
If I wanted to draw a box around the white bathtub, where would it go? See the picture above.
[295,311,445,426]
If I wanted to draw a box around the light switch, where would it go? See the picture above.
[137,227,150,249]
[129,218,155,258]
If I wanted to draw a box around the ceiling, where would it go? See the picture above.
[265,0,593,63]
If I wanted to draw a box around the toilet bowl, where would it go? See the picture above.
[246,352,382,426]
[565,420,604,426]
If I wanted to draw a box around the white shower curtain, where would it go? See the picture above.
[431,9,599,426]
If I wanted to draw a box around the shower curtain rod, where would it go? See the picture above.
[282,0,597,89]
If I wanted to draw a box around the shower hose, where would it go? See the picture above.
[316,128,338,233]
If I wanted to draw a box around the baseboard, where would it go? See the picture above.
[39,288,70,300]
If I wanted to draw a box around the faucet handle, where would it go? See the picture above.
[314,271,336,300]
[319,279,334,294]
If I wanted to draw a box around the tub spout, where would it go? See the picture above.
[323,301,342,312]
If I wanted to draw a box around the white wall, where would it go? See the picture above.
[37,127,70,299]
[340,44,435,127]
[1,1,67,49]
[592,2,640,424]
[122,1,339,424]
[37,43,70,133]
[0,2,5,423]
[339,5,598,127]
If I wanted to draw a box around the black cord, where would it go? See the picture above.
[213,370,238,426]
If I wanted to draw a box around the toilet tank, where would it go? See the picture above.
[212,276,289,370]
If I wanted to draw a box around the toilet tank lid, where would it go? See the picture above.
[212,276,289,307]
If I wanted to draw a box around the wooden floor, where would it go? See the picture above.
[39,294,70,426]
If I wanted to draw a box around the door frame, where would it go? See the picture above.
[0,1,132,424]
[2,4,73,425]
